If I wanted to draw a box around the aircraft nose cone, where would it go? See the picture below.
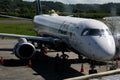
[92,36,116,61]
[94,43,115,61]
[103,47,115,60]
[99,38,116,60]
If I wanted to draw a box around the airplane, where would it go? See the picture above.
[0,0,118,74]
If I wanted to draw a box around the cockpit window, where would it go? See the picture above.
[81,28,111,36]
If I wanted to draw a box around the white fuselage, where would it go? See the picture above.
[33,14,116,61]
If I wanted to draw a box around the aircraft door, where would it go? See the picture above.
[68,24,79,49]
[80,29,91,56]
[81,35,96,58]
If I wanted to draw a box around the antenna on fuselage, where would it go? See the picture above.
[36,0,42,15]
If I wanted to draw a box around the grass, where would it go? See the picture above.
[0,17,19,20]
[0,22,36,36]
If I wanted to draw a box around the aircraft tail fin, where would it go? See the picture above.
[36,0,42,15]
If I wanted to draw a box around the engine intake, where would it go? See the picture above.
[14,38,36,59]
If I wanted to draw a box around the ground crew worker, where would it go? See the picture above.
[60,52,69,60]
[60,52,69,72]
[54,53,61,72]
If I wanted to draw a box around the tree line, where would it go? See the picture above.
[0,0,120,19]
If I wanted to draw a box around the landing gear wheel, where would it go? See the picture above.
[89,69,97,74]
[89,60,98,74]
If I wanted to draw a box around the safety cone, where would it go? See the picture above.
[80,64,84,72]
[27,60,32,68]
[0,57,4,65]
[116,59,119,68]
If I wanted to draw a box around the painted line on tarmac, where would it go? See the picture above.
[64,69,120,80]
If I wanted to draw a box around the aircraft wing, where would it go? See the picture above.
[0,33,59,44]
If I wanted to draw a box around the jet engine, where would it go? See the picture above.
[14,38,36,59]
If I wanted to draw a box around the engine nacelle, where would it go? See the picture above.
[14,38,36,60]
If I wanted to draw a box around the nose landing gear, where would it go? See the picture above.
[89,64,97,74]
[89,60,97,74]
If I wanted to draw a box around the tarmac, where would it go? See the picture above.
[0,39,120,80]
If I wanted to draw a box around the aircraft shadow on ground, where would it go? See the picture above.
[1,52,107,80]
[32,53,106,80]
[31,53,85,80]
[0,48,13,51]
[2,59,28,67]
[1,53,84,79]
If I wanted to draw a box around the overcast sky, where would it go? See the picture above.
[23,0,120,4]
